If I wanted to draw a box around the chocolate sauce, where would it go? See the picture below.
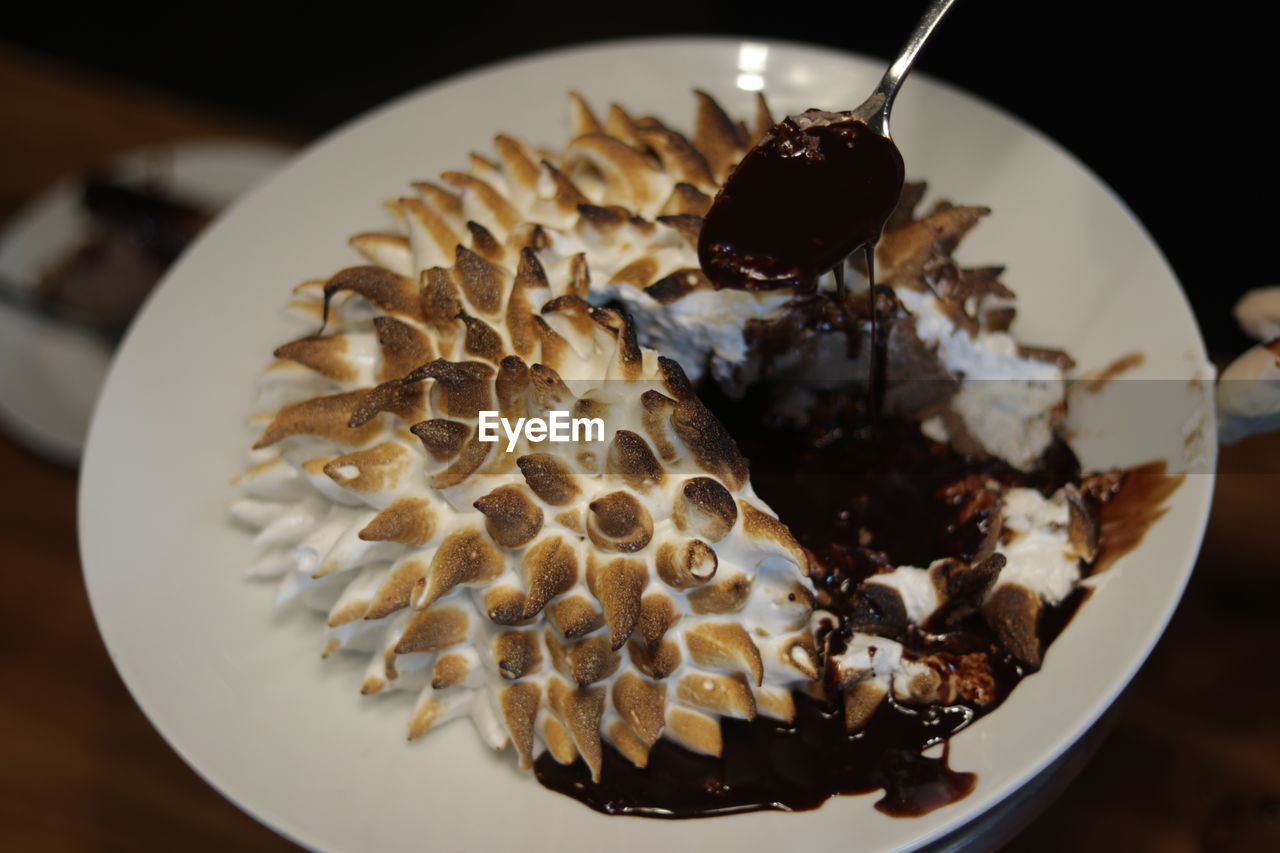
[698,112,904,293]
[536,690,978,818]
[543,139,1184,815]
[719,387,1081,570]
[1078,351,1147,394]
[535,386,1093,819]
[1090,462,1184,576]
[536,584,1093,819]
[865,246,888,418]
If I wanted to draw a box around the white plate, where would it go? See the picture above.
[80,38,1216,853]
[0,139,292,465]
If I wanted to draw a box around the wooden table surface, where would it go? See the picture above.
[1,45,1276,852]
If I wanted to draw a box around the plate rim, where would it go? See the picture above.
[78,34,1216,853]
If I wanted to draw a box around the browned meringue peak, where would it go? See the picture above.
[373,316,436,381]
[627,633,683,681]
[401,359,496,419]
[399,196,461,271]
[406,689,471,741]
[322,443,417,502]
[394,601,473,655]
[473,485,544,548]
[322,265,425,325]
[584,554,649,650]
[663,705,724,758]
[492,629,545,680]
[925,554,1007,630]
[547,593,606,639]
[547,677,608,780]
[829,628,997,735]
[546,631,622,687]
[1064,485,1101,564]
[499,681,543,769]
[636,593,682,646]
[440,171,523,235]
[983,487,1102,667]
[586,491,654,553]
[657,358,750,490]
[411,527,505,609]
[273,335,361,384]
[877,202,989,287]
[638,390,678,461]
[361,559,427,622]
[982,583,1043,667]
[842,679,890,734]
[431,650,476,689]
[515,453,581,506]
[685,622,765,686]
[358,497,437,548]
[692,89,749,185]
[676,671,757,720]
[254,391,388,450]
[516,536,578,618]
[687,570,754,615]
[563,134,666,214]
[875,203,1006,339]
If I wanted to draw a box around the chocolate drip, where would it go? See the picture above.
[740,289,957,426]
[866,245,885,421]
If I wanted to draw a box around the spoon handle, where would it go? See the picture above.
[865,0,961,135]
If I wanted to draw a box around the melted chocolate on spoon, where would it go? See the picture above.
[698,111,904,294]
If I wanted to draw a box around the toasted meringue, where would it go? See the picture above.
[234,91,1097,786]
[234,94,831,781]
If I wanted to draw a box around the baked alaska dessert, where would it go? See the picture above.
[230,91,1171,817]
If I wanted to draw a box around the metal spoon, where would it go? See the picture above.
[698,0,960,292]
[849,0,959,140]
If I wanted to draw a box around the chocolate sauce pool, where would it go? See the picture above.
[536,383,1105,818]
[698,112,904,293]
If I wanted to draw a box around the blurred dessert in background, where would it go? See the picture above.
[38,177,211,338]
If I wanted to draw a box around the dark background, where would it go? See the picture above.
[2,1,1269,360]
